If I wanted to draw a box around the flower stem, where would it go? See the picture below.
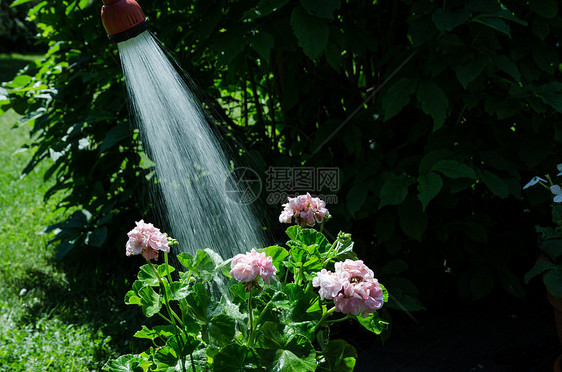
[321,241,338,268]
[327,314,350,324]
[314,306,336,331]
[147,259,182,332]
[247,289,255,346]
[165,252,174,291]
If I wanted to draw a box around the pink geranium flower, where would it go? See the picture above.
[125,220,170,261]
[279,193,330,227]
[313,259,384,318]
[230,249,278,285]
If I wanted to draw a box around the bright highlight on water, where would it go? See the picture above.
[118,32,265,260]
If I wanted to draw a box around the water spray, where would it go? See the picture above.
[101,0,266,262]
[100,0,149,43]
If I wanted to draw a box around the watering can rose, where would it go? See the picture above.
[279,193,330,227]
[230,249,278,285]
[125,220,170,261]
[313,259,385,317]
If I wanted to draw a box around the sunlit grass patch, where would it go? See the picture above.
[0,107,122,370]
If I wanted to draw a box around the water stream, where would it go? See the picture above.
[118,32,265,261]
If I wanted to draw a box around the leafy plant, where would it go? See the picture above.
[523,168,562,297]
[104,219,388,371]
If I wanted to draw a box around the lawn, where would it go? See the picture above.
[0,54,142,371]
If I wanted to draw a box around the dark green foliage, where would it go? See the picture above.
[0,0,40,53]
[4,0,562,311]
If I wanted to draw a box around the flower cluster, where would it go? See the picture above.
[230,249,278,285]
[126,220,170,261]
[279,193,330,227]
[313,259,384,317]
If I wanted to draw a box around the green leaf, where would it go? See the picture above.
[187,250,216,282]
[85,226,108,247]
[250,32,275,63]
[151,346,179,371]
[470,267,495,300]
[290,5,329,60]
[299,228,330,253]
[398,197,427,241]
[167,333,201,358]
[258,334,317,372]
[286,321,316,343]
[380,283,389,303]
[378,175,412,209]
[133,325,175,340]
[537,82,562,112]
[532,18,551,40]
[324,41,342,71]
[100,124,130,152]
[386,277,425,312]
[176,252,194,270]
[213,344,257,371]
[157,263,176,278]
[418,149,455,174]
[479,169,509,198]
[497,267,524,298]
[4,74,31,87]
[375,209,395,242]
[354,312,389,335]
[256,321,285,349]
[284,284,321,320]
[214,26,248,66]
[299,0,341,19]
[103,354,149,372]
[432,8,470,31]
[408,15,437,46]
[10,0,36,7]
[185,283,212,322]
[286,225,302,240]
[541,239,562,261]
[332,235,356,262]
[170,280,190,300]
[417,172,442,210]
[318,339,357,372]
[346,183,369,216]
[381,259,409,275]
[138,285,161,317]
[492,54,520,81]
[381,78,418,120]
[530,0,558,19]
[416,80,448,131]
[454,59,485,89]
[384,291,426,311]
[431,160,477,180]
[138,264,159,287]
[544,267,562,297]
[473,16,511,36]
[208,314,236,346]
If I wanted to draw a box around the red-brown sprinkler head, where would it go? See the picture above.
[101,0,149,43]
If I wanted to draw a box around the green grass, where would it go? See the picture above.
[0,53,42,83]
[0,55,145,371]
[0,110,112,371]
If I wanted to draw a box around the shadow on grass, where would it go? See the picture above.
[10,249,156,367]
[0,55,40,83]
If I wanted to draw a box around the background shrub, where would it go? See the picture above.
[3,0,562,314]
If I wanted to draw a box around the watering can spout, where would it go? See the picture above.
[101,0,149,43]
